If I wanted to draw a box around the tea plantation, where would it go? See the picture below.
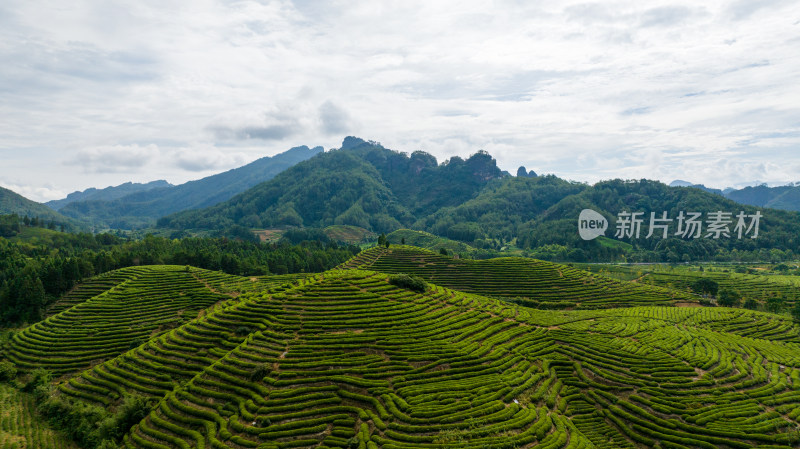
[1,248,800,448]
[341,246,696,308]
[590,265,800,309]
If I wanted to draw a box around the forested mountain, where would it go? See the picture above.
[57,145,323,229]
[517,180,800,262]
[0,187,81,230]
[156,138,800,262]
[46,180,172,210]
[158,137,505,232]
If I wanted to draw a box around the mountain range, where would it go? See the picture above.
[155,137,800,262]
[670,180,800,211]
[3,137,800,262]
[47,145,323,229]
[46,180,173,210]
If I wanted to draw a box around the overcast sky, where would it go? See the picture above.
[1,0,799,202]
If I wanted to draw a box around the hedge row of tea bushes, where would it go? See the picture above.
[19,268,794,448]
[596,265,800,306]
[341,246,695,309]
[4,266,240,375]
[5,253,800,448]
[44,269,142,317]
[116,270,594,449]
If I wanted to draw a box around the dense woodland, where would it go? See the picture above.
[0,217,358,326]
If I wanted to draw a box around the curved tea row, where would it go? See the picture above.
[342,246,695,308]
[5,266,237,375]
[38,268,799,448]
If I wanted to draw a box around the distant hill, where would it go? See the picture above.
[671,180,800,212]
[57,145,323,229]
[156,139,800,262]
[725,184,800,211]
[0,186,81,229]
[46,180,172,210]
[668,180,724,195]
[158,137,505,232]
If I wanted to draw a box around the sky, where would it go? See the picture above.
[1,0,799,202]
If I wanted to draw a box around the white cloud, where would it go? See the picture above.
[0,0,798,198]
[67,144,161,173]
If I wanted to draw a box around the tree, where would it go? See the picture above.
[792,301,800,322]
[401,237,405,245]
[439,247,448,256]
[717,288,741,307]
[0,360,16,382]
[766,296,784,314]
[377,233,386,247]
[691,278,718,296]
[743,299,758,310]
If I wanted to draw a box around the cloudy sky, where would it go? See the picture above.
[1,0,799,202]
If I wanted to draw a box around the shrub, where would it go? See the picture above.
[388,274,427,293]
[114,394,155,438]
[691,278,718,296]
[717,289,741,307]
[0,360,17,383]
[250,363,271,381]
[96,440,120,449]
[234,326,254,336]
[766,296,784,314]
[23,367,52,392]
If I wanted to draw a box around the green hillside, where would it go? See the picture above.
[724,184,800,212]
[1,266,797,448]
[385,229,476,253]
[342,246,696,308]
[158,137,505,234]
[0,187,80,230]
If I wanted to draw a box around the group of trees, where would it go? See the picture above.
[0,229,359,326]
[689,278,793,314]
[0,213,65,238]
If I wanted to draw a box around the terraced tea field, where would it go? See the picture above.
[342,246,695,308]
[592,265,800,306]
[45,267,143,317]
[2,248,800,449]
